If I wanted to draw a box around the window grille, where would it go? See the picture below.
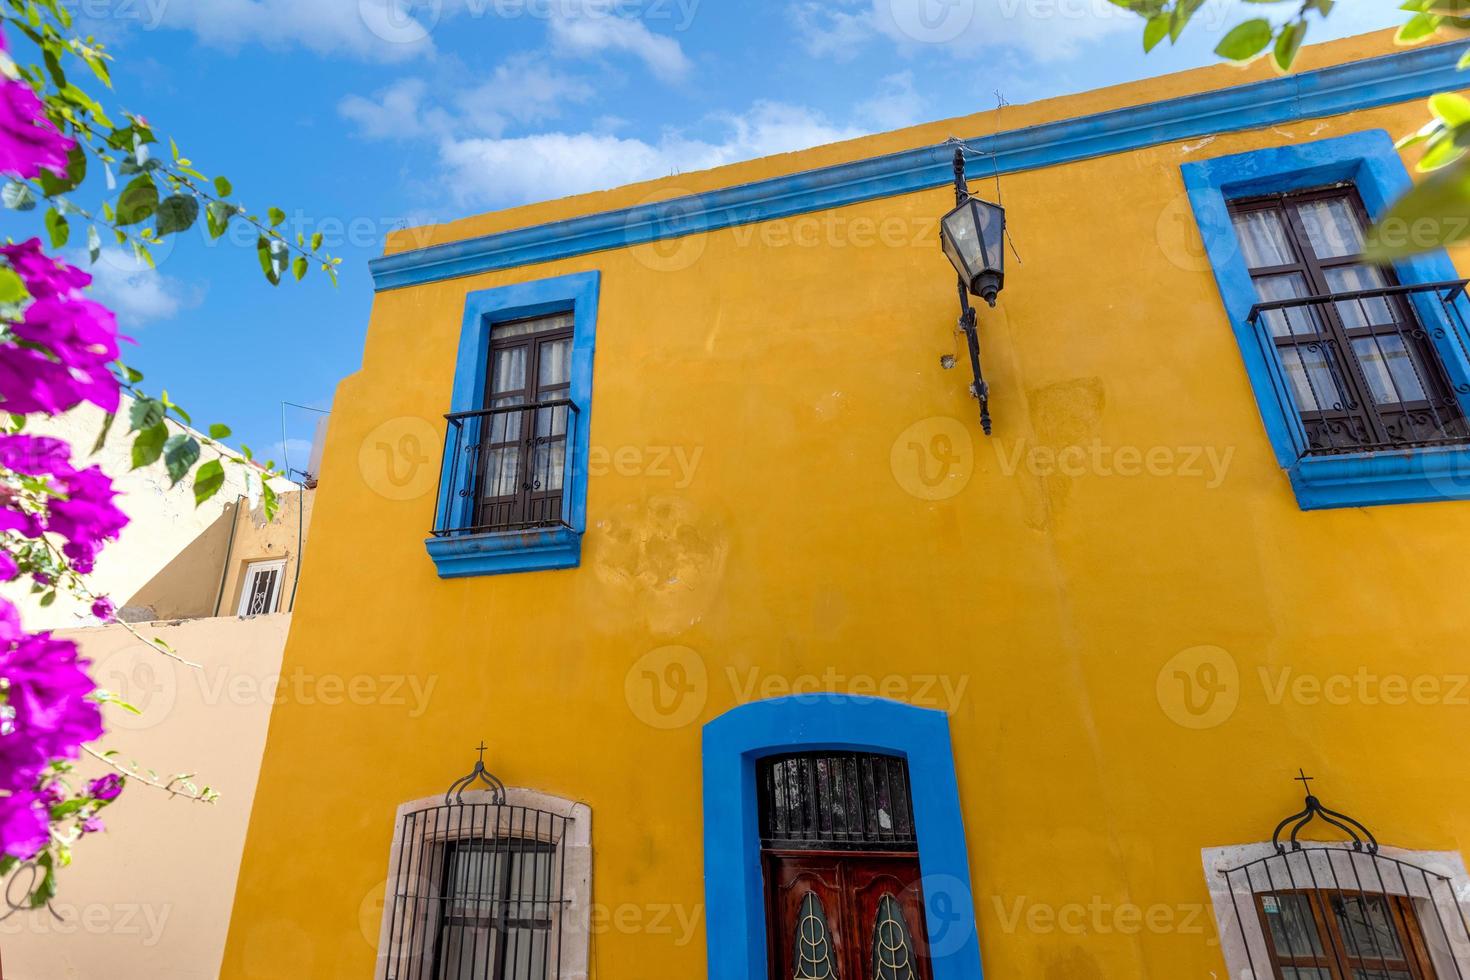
[379,751,574,980]
[758,751,917,852]
[1219,779,1470,979]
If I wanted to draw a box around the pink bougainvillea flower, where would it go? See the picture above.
[0,632,102,793]
[89,596,114,621]
[0,549,17,582]
[0,241,91,301]
[0,28,74,182]
[49,465,128,554]
[87,773,122,802]
[0,790,48,860]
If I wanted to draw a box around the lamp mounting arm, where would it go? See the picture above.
[951,145,992,436]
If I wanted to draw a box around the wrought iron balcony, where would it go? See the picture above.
[432,400,580,538]
[1246,280,1470,457]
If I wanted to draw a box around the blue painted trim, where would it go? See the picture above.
[1183,129,1470,510]
[702,695,981,980]
[425,271,600,577]
[371,42,1469,292]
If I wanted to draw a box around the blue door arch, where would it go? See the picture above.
[701,694,984,980]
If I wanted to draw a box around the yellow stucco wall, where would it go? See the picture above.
[223,30,1470,978]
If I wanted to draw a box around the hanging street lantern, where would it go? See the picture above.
[939,145,1006,435]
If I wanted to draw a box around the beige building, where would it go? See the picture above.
[0,395,305,629]
[0,397,323,979]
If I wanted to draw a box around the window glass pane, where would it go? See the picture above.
[494,313,573,340]
[490,346,527,396]
[1348,972,1413,980]
[437,924,495,980]
[1325,265,1393,328]
[501,926,548,980]
[1233,209,1297,268]
[1352,336,1430,405]
[538,338,572,390]
[481,448,520,500]
[1279,346,1347,413]
[1333,894,1407,960]
[1262,893,1328,958]
[487,394,525,444]
[1253,273,1323,338]
[1280,970,1334,980]
[1296,197,1366,259]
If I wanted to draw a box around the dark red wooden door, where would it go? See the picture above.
[765,851,932,980]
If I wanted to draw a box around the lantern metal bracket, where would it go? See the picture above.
[1270,769,1379,855]
[951,146,992,436]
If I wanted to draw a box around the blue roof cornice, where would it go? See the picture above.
[370,40,1470,292]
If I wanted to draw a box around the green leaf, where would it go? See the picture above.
[154,194,199,235]
[87,225,100,264]
[213,175,232,197]
[1364,158,1470,260]
[1169,0,1206,42]
[1144,12,1171,51]
[162,433,201,487]
[115,173,159,226]
[268,206,285,227]
[131,422,168,469]
[257,235,284,286]
[38,143,86,196]
[1273,20,1306,71]
[90,411,115,455]
[292,256,308,281]
[1430,92,1470,127]
[205,200,233,240]
[3,182,37,211]
[1214,18,1274,61]
[44,207,69,248]
[310,231,324,251]
[208,423,231,440]
[0,268,29,304]
[1398,10,1441,40]
[262,479,279,521]
[193,459,225,506]
[128,397,165,433]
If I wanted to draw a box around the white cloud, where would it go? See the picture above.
[76,248,203,329]
[340,79,451,140]
[856,71,926,131]
[790,0,1137,62]
[143,0,439,62]
[547,1,692,81]
[341,57,596,141]
[439,101,866,207]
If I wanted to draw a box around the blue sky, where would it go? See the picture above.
[29,0,1402,474]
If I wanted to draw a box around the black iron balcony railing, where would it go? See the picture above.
[1247,280,1470,458]
[432,400,580,538]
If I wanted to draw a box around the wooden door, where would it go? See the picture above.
[765,851,932,980]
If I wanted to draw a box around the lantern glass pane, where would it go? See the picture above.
[975,201,1004,272]
[941,205,981,279]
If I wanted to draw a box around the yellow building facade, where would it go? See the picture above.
[223,30,1470,980]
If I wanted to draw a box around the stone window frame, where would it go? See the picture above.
[1202,841,1470,978]
[373,788,592,980]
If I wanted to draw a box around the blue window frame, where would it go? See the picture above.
[1182,129,1470,509]
[702,694,983,980]
[424,271,600,577]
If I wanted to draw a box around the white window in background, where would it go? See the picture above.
[237,559,286,617]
